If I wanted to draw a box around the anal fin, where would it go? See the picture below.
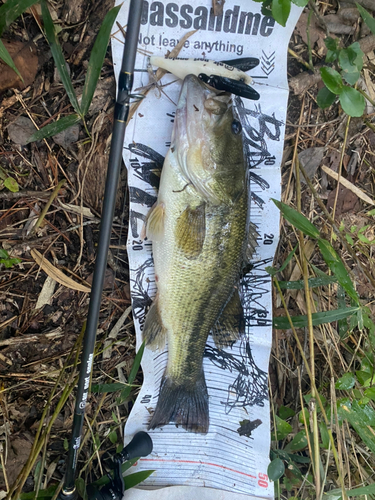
[211,289,244,348]
[142,297,166,350]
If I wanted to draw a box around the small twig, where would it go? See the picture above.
[306,10,314,71]
[0,447,9,492]
[308,0,330,37]
[288,48,312,70]
[358,88,375,107]
[0,190,54,200]
[29,179,66,237]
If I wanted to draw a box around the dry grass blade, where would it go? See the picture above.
[31,249,91,293]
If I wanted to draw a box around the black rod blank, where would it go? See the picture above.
[60,1,144,497]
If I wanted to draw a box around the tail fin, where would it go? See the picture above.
[148,371,209,433]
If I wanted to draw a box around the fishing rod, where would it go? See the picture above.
[59,1,151,499]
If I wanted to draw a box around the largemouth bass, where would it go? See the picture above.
[143,74,257,433]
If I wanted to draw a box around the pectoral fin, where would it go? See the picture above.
[211,289,244,348]
[145,202,165,241]
[142,297,166,350]
[175,203,206,259]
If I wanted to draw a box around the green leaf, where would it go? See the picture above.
[117,342,145,404]
[20,485,57,500]
[324,38,338,51]
[319,421,330,449]
[272,199,320,239]
[41,0,81,115]
[267,457,285,481]
[26,114,81,143]
[1,257,21,268]
[339,43,363,85]
[64,437,69,451]
[271,0,291,27]
[291,0,308,6]
[261,3,273,17]
[339,86,366,117]
[284,430,308,452]
[108,430,118,444]
[111,411,120,424]
[92,382,127,393]
[345,233,354,245]
[124,470,155,490]
[357,3,375,36]
[279,406,295,420]
[298,407,310,426]
[81,5,120,115]
[91,458,139,489]
[364,387,375,401]
[320,67,343,95]
[277,275,337,290]
[339,43,364,73]
[4,176,19,192]
[268,244,298,277]
[0,0,40,36]
[339,400,375,454]
[356,370,371,386]
[335,372,355,390]
[274,415,292,440]
[317,239,360,305]
[289,454,310,464]
[0,249,9,259]
[317,86,336,109]
[341,70,360,86]
[337,285,349,339]
[273,306,359,330]
[0,39,23,81]
[75,478,87,500]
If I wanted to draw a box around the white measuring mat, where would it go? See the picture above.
[111,2,302,498]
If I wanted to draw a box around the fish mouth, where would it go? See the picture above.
[173,74,208,147]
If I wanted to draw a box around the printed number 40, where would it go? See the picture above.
[258,472,268,488]
[263,233,274,245]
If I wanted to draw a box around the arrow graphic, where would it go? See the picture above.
[261,51,275,76]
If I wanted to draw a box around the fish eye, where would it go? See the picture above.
[231,119,242,135]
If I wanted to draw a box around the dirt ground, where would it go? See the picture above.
[1,0,375,497]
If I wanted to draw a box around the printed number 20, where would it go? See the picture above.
[263,233,274,245]
[258,472,268,488]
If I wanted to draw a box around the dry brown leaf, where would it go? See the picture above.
[59,201,95,218]
[322,165,375,206]
[31,249,91,293]
[35,276,57,310]
[327,186,361,216]
[298,147,324,184]
[0,39,38,93]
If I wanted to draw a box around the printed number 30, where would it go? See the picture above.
[258,472,268,488]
